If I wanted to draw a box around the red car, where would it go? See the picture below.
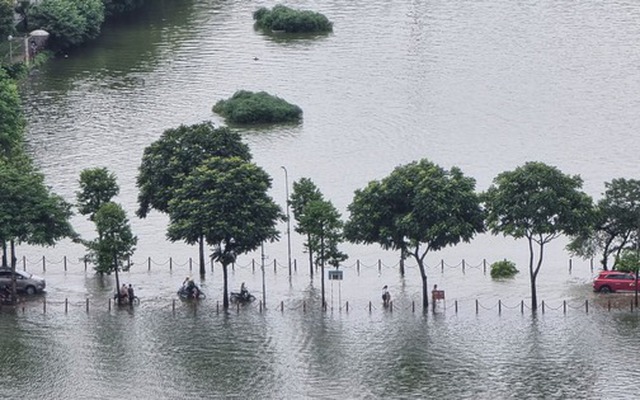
[593,270,640,293]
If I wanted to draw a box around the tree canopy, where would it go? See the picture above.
[0,0,14,39]
[483,161,594,311]
[137,122,251,218]
[167,156,283,308]
[0,70,25,157]
[345,159,484,309]
[137,122,252,275]
[76,167,119,220]
[0,159,75,248]
[28,0,105,50]
[568,178,640,270]
[289,177,324,277]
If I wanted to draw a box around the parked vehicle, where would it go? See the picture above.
[0,268,46,295]
[593,270,639,293]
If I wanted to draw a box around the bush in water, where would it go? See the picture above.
[490,260,519,279]
[212,90,302,124]
[253,5,333,33]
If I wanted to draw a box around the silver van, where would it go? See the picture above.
[0,268,46,295]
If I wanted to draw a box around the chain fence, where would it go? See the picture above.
[3,295,637,316]
[8,255,599,276]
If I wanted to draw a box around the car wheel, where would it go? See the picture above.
[24,286,36,295]
[599,286,612,294]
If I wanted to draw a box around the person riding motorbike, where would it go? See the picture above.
[240,282,249,300]
[182,277,200,299]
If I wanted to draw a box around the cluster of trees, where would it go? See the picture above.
[136,122,283,309]
[3,60,639,310]
[253,5,333,34]
[0,69,76,302]
[212,90,303,125]
[292,161,640,312]
[0,0,146,53]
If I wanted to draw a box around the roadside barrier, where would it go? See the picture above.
[2,296,637,316]
[13,255,599,275]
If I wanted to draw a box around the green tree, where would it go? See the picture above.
[289,177,324,278]
[137,122,251,276]
[568,178,640,270]
[0,0,14,39]
[76,167,119,220]
[483,161,594,312]
[299,198,347,305]
[87,202,136,302]
[0,159,75,301]
[345,159,484,310]
[167,156,283,309]
[28,0,105,50]
[0,69,25,157]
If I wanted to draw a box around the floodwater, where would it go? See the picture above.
[4,0,640,398]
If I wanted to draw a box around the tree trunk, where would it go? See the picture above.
[10,240,17,304]
[528,238,537,311]
[1,240,6,268]
[198,235,205,276]
[222,262,229,309]
[320,231,325,309]
[307,233,314,279]
[399,248,405,277]
[418,263,428,310]
[530,267,537,312]
[114,254,121,305]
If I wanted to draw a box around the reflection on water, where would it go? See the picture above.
[4,299,640,399]
[9,0,640,397]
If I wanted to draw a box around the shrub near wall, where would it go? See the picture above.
[212,90,302,125]
[253,5,333,34]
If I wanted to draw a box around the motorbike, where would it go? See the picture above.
[230,290,256,303]
[113,292,140,305]
[177,285,206,300]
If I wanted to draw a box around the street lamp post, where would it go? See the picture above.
[261,243,267,307]
[281,166,292,277]
[7,35,12,63]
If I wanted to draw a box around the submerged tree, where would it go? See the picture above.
[299,198,347,305]
[483,161,594,312]
[567,178,640,270]
[289,178,324,278]
[345,159,484,310]
[0,158,75,301]
[137,122,251,275]
[87,202,137,303]
[167,156,283,309]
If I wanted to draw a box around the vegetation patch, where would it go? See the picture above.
[212,90,302,125]
[253,5,333,34]
[490,260,519,279]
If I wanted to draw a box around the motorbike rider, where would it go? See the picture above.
[240,282,248,300]
[183,277,199,299]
